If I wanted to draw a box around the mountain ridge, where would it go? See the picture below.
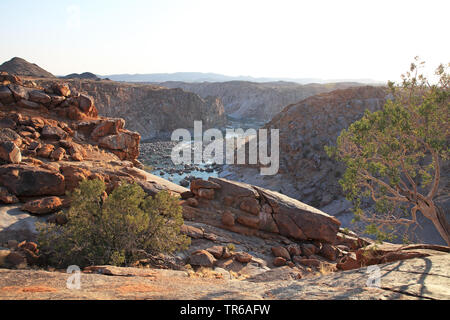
[0,57,55,79]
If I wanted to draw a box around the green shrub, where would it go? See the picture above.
[37,179,190,267]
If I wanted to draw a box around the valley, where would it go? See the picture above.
[0,57,448,301]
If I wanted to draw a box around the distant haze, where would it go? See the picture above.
[102,72,381,84]
[0,0,448,82]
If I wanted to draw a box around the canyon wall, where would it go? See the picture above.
[160,81,366,121]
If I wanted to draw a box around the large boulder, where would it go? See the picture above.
[98,131,140,160]
[90,118,125,140]
[0,86,14,104]
[0,128,22,146]
[21,196,63,215]
[41,125,68,141]
[208,177,259,200]
[51,83,71,97]
[0,141,21,163]
[28,90,51,105]
[189,250,216,267]
[78,94,95,113]
[7,84,29,101]
[255,186,341,243]
[0,164,65,196]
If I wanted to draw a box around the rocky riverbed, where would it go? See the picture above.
[138,117,266,187]
[138,140,223,186]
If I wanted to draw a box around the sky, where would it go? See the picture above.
[1,0,449,82]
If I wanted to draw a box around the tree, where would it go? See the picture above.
[37,179,190,267]
[326,58,449,245]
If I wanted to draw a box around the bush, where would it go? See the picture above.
[37,179,190,267]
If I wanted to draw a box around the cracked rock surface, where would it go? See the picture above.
[0,254,448,300]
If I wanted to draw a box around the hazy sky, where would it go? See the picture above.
[1,0,448,81]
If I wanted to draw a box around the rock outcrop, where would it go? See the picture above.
[37,79,227,140]
[0,254,448,300]
[184,177,341,243]
[1,72,448,300]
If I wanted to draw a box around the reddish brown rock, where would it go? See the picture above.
[197,188,215,200]
[206,246,225,259]
[59,165,91,191]
[180,191,194,200]
[41,125,68,141]
[97,131,140,160]
[28,90,51,105]
[8,84,29,101]
[336,254,361,271]
[180,224,204,239]
[0,86,15,104]
[22,196,63,215]
[52,83,71,97]
[17,99,41,109]
[186,197,198,207]
[298,258,321,268]
[239,197,261,215]
[189,250,216,267]
[0,186,19,204]
[287,244,302,257]
[65,105,86,120]
[256,186,341,243]
[223,196,234,206]
[335,232,370,250]
[208,177,258,199]
[234,251,253,263]
[0,128,22,146]
[190,179,221,192]
[0,117,17,130]
[78,94,95,113]
[50,147,65,161]
[271,246,291,260]
[221,211,235,226]
[0,164,65,196]
[273,257,287,267]
[301,243,318,257]
[236,214,260,229]
[320,243,339,261]
[0,141,21,163]
[90,118,125,140]
[37,144,55,158]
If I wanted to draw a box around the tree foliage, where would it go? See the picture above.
[327,58,449,244]
[37,179,190,267]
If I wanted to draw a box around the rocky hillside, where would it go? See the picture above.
[160,81,366,121]
[37,79,227,140]
[221,85,450,245]
[0,73,448,300]
[0,57,55,79]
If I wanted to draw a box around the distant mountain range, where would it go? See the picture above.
[0,57,382,85]
[100,72,382,84]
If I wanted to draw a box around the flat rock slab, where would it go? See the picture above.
[0,205,46,243]
[0,254,448,300]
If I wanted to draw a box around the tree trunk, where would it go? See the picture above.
[419,201,450,246]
